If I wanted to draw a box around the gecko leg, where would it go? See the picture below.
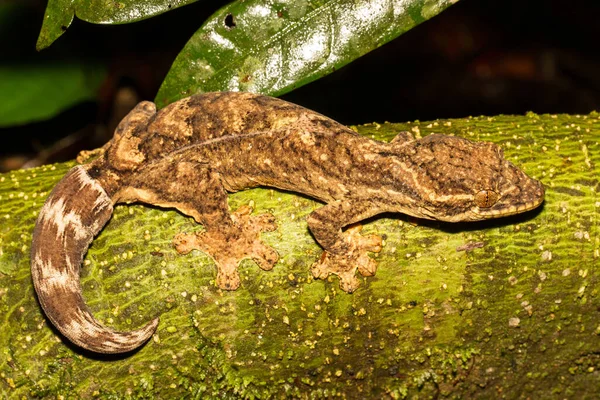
[78,101,158,165]
[307,200,383,293]
[121,161,278,290]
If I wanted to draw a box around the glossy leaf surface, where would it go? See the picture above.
[36,0,199,50]
[156,0,457,107]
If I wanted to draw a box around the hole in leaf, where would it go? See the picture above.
[224,13,236,29]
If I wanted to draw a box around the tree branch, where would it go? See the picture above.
[1,113,598,398]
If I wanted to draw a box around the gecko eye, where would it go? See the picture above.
[474,190,499,208]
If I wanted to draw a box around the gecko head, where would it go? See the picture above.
[391,134,545,222]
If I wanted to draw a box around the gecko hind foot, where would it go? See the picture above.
[173,206,279,290]
[310,225,382,293]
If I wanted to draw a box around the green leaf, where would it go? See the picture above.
[156,0,457,107]
[0,62,106,127]
[36,0,75,51]
[36,0,199,50]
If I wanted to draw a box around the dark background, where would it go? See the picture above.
[2,0,600,171]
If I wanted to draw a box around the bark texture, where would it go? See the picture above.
[1,113,599,399]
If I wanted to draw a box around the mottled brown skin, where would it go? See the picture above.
[31,92,544,354]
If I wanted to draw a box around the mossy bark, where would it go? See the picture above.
[1,113,599,399]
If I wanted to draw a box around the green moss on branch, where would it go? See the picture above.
[1,112,599,398]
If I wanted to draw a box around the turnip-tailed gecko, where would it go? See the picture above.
[30,92,544,353]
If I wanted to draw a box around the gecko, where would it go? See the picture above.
[30,92,545,354]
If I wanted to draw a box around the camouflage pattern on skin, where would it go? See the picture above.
[31,92,544,353]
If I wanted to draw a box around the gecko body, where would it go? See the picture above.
[31,92,544,353]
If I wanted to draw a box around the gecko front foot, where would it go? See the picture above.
[310,225,383,293]
[173,205,278,290]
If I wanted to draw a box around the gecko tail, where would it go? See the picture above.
[31,165,158,354]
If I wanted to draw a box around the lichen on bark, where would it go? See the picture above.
[1,113,599,398]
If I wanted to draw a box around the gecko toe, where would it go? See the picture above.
[357,256,378,277]
[339,273,360,293]
[232,204,253,220]
[359,234,383,253]
[251,213,277,231]
[310,259,331,280]
[252,246,279,271]
[173,233,197,254]
[216,268,241,290]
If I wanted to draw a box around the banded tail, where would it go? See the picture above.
[31,166,158,353]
